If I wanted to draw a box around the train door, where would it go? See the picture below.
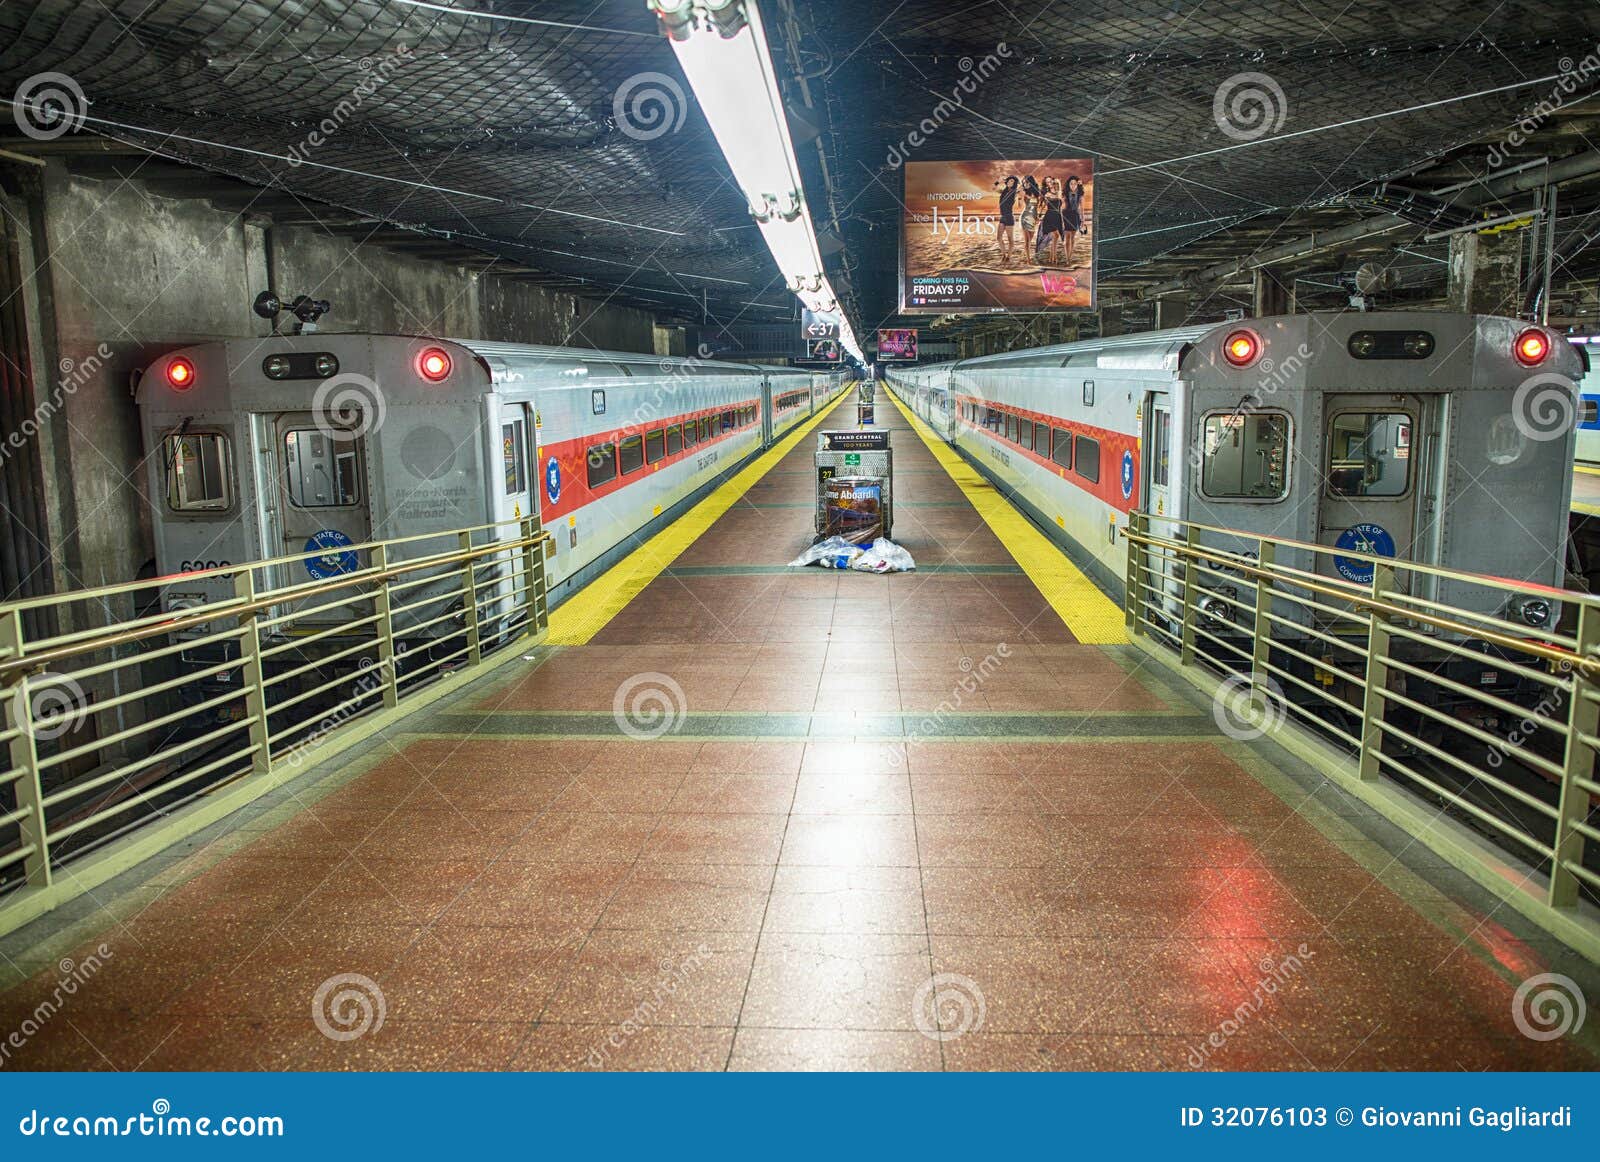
[1316,393,1423,588]
[761,376,774,447]
[500,404,535,532]
[1142,393,1175,527]
[270,412,372,595]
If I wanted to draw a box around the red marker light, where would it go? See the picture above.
[166,357,195,390]
[1222,330,1260,367]
[1514,329,1550,367]
[418,347,452,382]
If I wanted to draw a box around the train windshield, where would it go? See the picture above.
[1326,411,1411,498]
[163,432,232,512]
[1199,411,1290,500]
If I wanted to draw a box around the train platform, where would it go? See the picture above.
[1575,466,1600,518]
[3,392,1598,1073]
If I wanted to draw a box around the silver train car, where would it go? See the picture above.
[137,334,846,634]
[887,312,1584,635]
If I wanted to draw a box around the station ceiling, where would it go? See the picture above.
[4,0,1600,341]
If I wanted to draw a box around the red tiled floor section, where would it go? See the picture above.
[1,394,1594,1073]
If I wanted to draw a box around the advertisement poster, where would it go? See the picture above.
[805,337,841,362]
[877,328,918,361]
[901,158,1096,313]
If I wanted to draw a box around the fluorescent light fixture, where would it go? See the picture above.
[652,0,864,363]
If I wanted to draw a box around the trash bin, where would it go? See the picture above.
[815,429,892,541]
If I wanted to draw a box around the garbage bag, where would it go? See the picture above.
[849,537,916,573]
[789,535,863,570]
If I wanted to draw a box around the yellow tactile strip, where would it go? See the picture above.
[886,388,1128,645]
[546,389,852,645]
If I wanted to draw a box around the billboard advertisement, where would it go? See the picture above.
[900,158,1096,313]
[804,337,840,363]
[877,328,918,361]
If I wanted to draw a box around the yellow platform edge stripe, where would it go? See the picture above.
[545,388,855,645]
[886,389,1128,646]
[1573,464,1600,478]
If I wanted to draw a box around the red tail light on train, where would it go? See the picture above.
[418,347,452,382]
[1222,329,1260,368]
[1513,328,1550,367]
[165,357,195,390]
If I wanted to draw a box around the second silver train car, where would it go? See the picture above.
[887,312,1584,631]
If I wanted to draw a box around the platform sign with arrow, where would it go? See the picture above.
[802,308,840,342]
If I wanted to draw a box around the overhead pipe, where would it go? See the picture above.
[1137,148,1600,299]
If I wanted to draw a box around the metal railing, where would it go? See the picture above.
[1123,511,1600,955]
[0,518,549,934]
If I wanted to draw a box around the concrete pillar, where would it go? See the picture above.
[1446,230,1524,316]
[1098,304,1123,337]
[1252,268,1291,317]
[1155,294,1189,330]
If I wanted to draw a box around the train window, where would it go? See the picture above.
[503,421,527,496]
[619,434,645,475]
[1016,417,1032,452]
[1326,411,1411,498]
[1051,428,1072,469]
[682,420,698,449]
[1034,422,1050,454]
[1074,435,1100,484]
[163,431,232,512]
[283,428,360,507]
[645,429,666,464]
[1151,411,1170,489]
[586,442,617,488]
[721,410,735,432]
[700,416,713,441]
[666,424,683,456]
[1585,400,1600,426]
[1200,411,1290,500]
[1005,414,1019,443]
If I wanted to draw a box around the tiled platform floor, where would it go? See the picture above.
[2,395,1597,1072]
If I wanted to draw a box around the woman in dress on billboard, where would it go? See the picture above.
[994,175,1019,263]
[1019,175,1042,261]
[1035,178,1066,265]
[1062,176,1088,267]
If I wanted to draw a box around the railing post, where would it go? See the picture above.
[1124,510,1144,634]
[1249,539,1275,713]
[1179,524,1200,666]
[521,517,547,637]
[460,531,483,667]
[232,571,273,777]
[370,544,400,710]
[1,610,51,888]
[1551,603,1599,908]
[1356,562,1395,783]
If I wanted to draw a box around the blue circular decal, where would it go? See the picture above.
[304,529,358,579]
[1333,522,1396,584]
[545,457,561,505]
[1120,450,1135,500]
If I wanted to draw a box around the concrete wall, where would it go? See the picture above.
[8,161,672,598]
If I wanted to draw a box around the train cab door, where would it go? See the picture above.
[269,412,372,596]
[1315,394,1423,589]
[1142,392,1177,535]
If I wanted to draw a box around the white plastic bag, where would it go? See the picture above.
[789,536,862,570]
[849,538,916,573]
